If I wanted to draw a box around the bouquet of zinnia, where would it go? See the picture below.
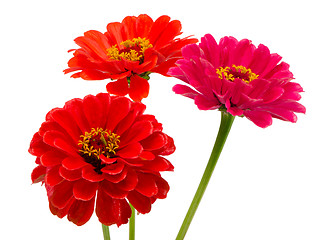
[28,14,305,240]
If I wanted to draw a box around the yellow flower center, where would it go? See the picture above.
[78,128,120,174]
[216,65,259,84]
[106,37,153,62]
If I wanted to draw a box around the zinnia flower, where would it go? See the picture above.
[29,93,175,226]
[168,34,306,128]
[64,14,198,102]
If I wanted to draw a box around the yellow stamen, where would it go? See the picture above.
[78,128,120,159]
[216,65,259,84]
[106,37,153,61]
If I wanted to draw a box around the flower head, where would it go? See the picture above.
[29,93,175,226]
[168,34,306,128]
[64,14,198,102]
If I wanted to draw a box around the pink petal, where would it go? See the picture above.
[244,110,273,128]
[172,84,199,100]
[194,95,221,110]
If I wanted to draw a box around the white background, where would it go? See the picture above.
[1,0,334,239]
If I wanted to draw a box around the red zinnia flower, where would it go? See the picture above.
[168,34,306,128]
[29,93,175,226]
[64,14,198,102]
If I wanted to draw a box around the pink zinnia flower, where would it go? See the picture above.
[168,34,306,128]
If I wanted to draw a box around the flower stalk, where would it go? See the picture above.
[176,111,235,240]
[102,224,110,240]
[129,204,136,240]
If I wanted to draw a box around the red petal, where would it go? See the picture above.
[74,31,109,60]
[117,169,138,191]
[62,156,88,170]
[106,22,124,46]
[139,151,155,160]
[101,180,128,199]
[132,50,158,73]
[96,190,132,226]
[154,20,182,49]
[127,190,151,214]
[83,94,103,127]
[76,68,114,81]
[73,179,98,201]
[49,198,74,218]
[154,176,170,199]
[68,197,95,226]
[113,102,146,136]
[100,155,117,164]
[40,150,65,167]
[142,156,174,172]
[64,98,90,133]
[82,166,104,182]
[101,162,124,175]
[110,70,132,80]
[128,75,149,102]
[45,166,64,186]
[117,142,143,159]
[49,109,82,142]
[105,96,131,132]
[140,132,167,150]
[31,165,46,183]
[152,135,176,156]
[103,166,128,183]
[119,121,153,147]
[122,16,136,39]
[135,14,153,38]
[59,166,82,181]
[148,15,171,45]
[48,180,74,209]
[29,132,49,156]
[135,173,158,197]
[106,78,129,97]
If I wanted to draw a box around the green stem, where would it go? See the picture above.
[129,203,135,240]
[102,224,110,240]
[176,112,235,240]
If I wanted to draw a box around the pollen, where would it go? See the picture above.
[106,37,153,62]
[216,65,259,84]
[78,128,120,159]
